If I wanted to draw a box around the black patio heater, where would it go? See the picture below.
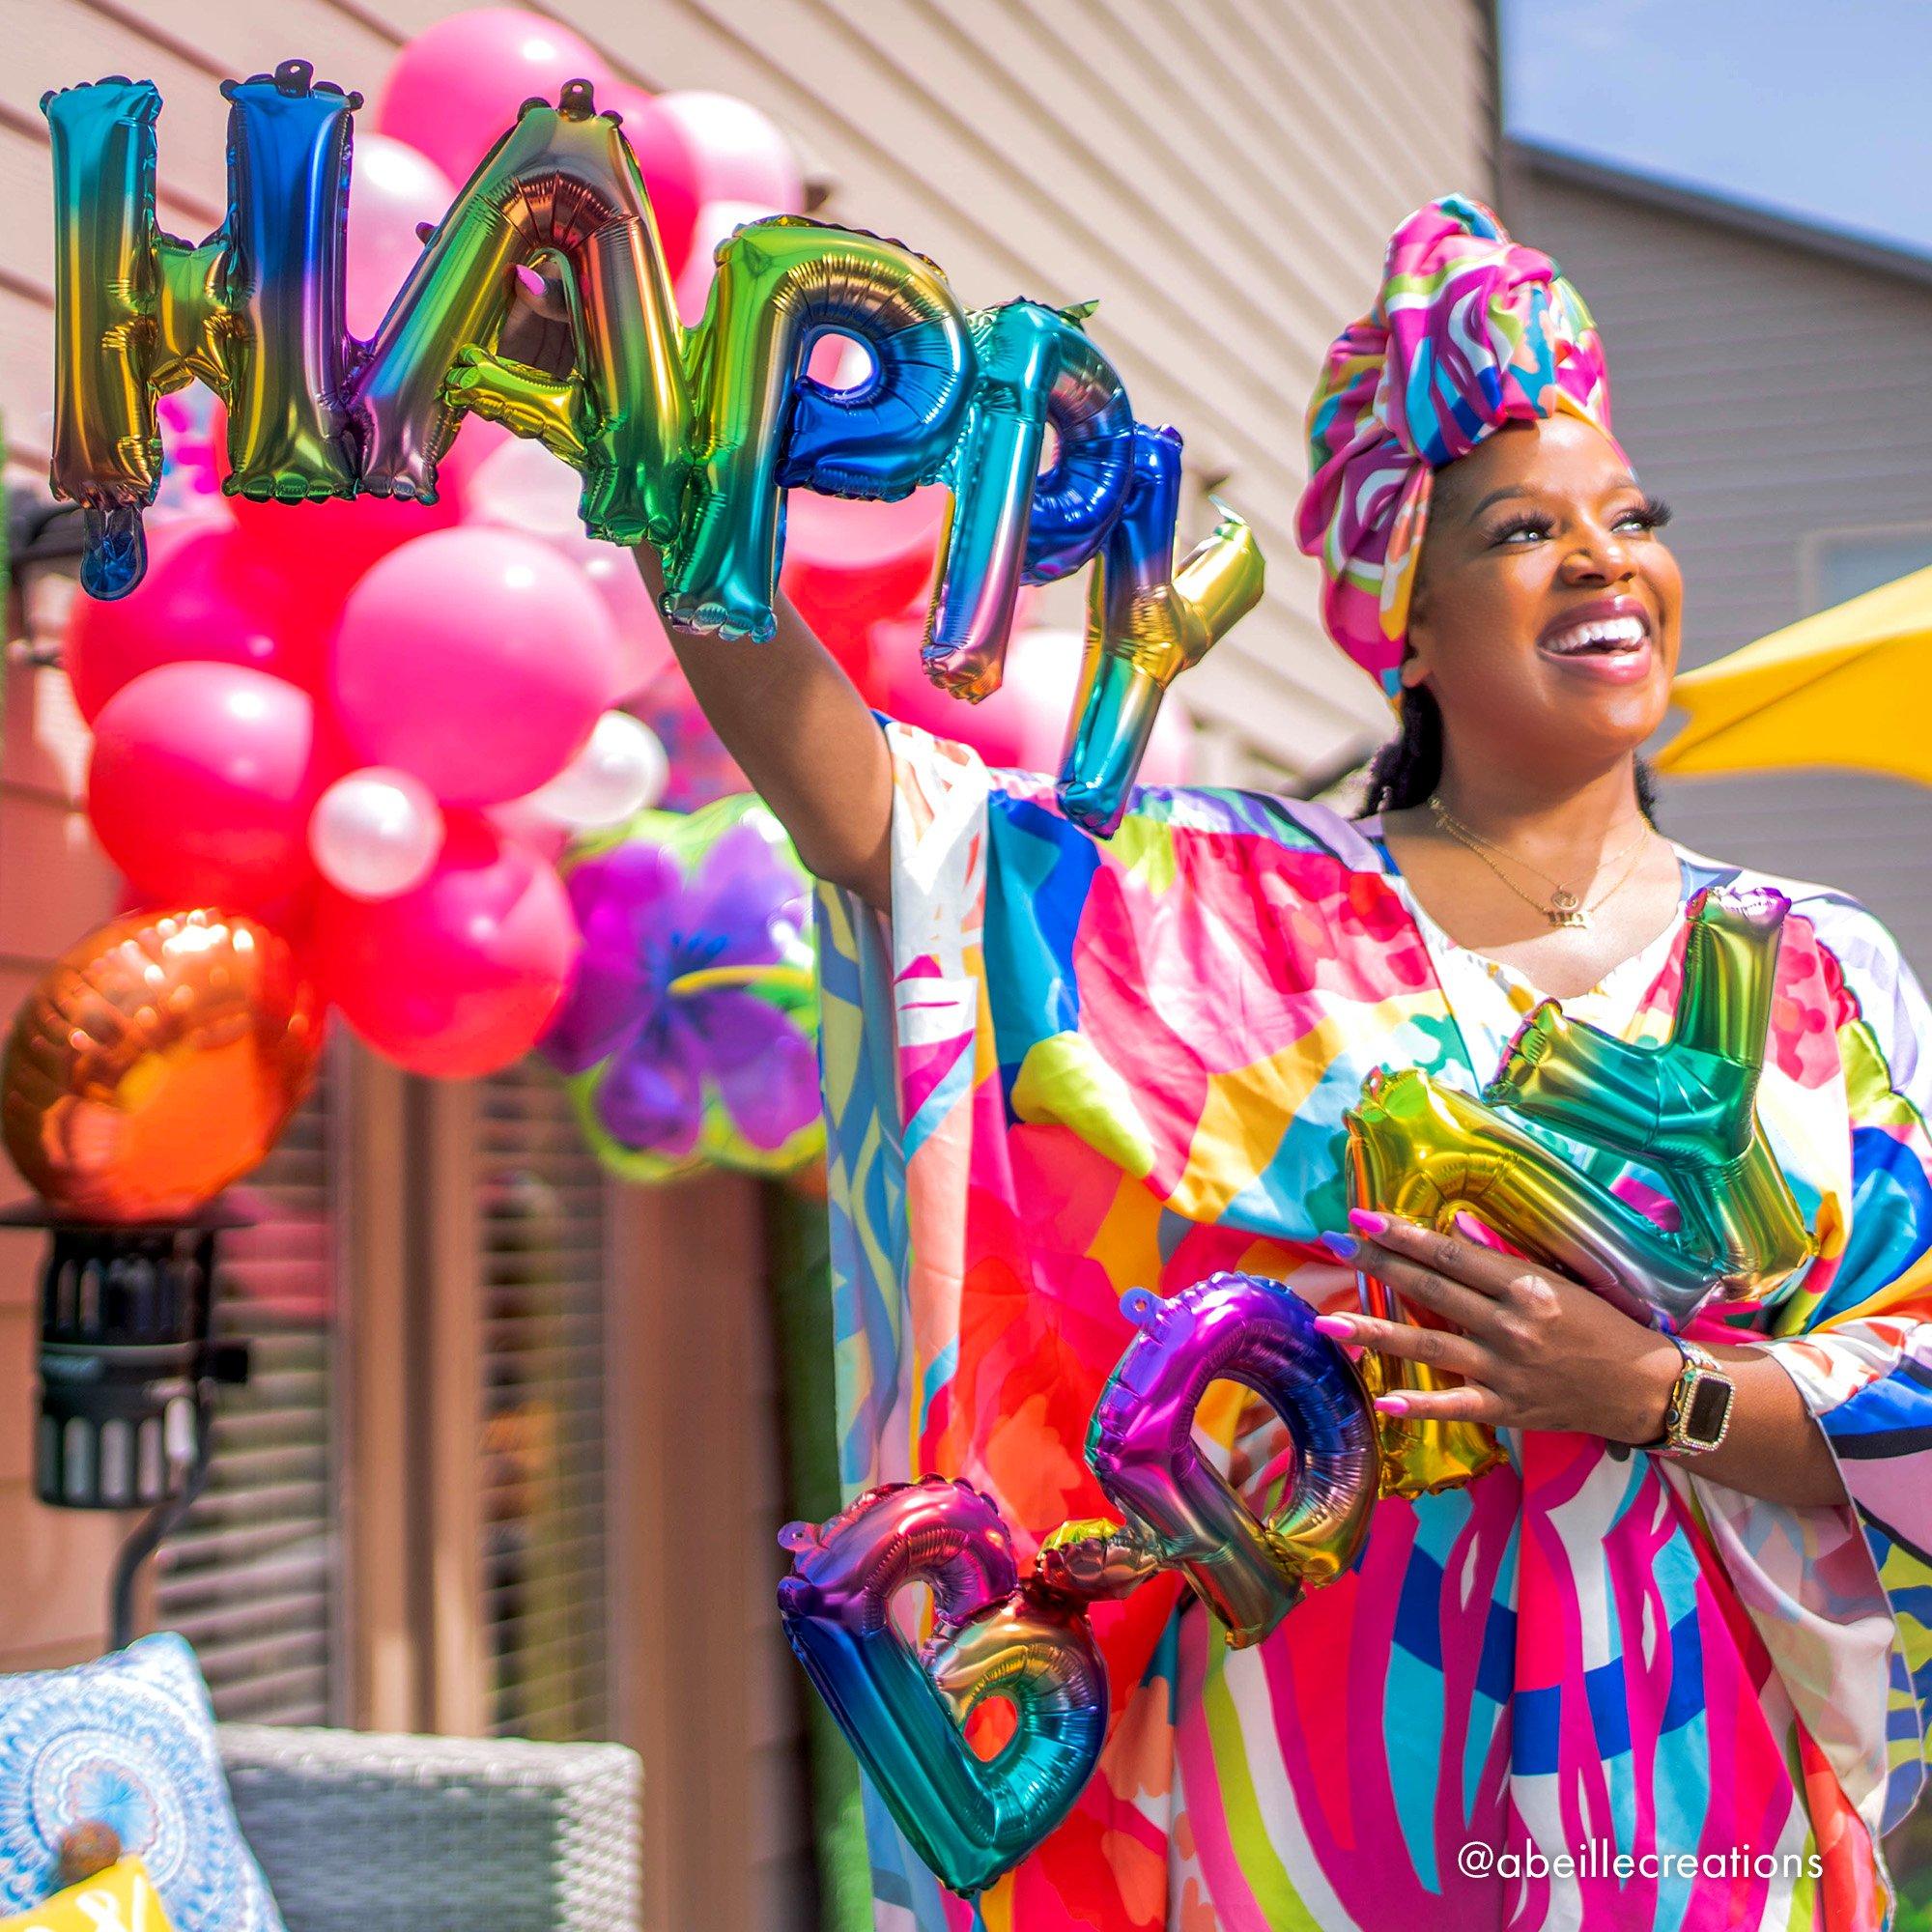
[6,1199,251,1647]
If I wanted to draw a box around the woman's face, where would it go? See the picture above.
[1403,412,1681,781]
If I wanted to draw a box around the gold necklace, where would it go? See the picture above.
[1427,795,1656,930]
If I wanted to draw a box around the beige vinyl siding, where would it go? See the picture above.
[1505,148,1932,973]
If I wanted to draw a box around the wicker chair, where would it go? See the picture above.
[217,1726,642,1932]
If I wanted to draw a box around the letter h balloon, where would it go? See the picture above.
[43,64,1264,834]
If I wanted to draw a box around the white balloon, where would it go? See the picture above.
[674,198,781,327]
[527,713,668,828]
[310,768,445,899]
[465,435,583,536]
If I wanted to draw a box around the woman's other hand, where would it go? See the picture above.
[1313,1210,1850,1509]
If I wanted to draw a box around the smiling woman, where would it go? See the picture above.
[660,193,1932,1928]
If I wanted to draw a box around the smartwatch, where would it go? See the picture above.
[1635,1335,1735,1456]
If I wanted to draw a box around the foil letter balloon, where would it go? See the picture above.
[1486,887,1815,1294]
[1087,1274,1379,1648]
[1058,425,1264,834]
[369,80,690,543]
[2,908,323,1222]
[668,216,975,640]
[42,65,363,598]
[42,78,163,598]
[1344,1066,1747,1495]
[923,299,1135,699]
[778,1478,1107,1897]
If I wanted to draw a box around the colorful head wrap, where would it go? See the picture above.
[1294,194,1616,705]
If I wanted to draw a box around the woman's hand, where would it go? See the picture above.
[1315,1209,1680,1443]
[1314,1208,1853,1508]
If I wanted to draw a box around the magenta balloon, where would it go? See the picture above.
[64,513,327,721]
[87,663,325,911]
[874,617,1029,769]
[653,91,805,213]
[371,8,614,188]
[344,134,455,341]
[329,527,621,807]
[313,812,579,1080]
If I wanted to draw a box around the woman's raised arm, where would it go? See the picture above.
[632,545,894,910]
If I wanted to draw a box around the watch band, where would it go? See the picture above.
[1635,1335,1736,1457]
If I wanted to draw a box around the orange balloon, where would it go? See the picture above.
[2,909,323,1222]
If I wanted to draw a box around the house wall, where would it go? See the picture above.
[1506,153,1932,972]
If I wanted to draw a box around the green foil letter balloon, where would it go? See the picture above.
[365,79,690,543]
[668,215,974,640]
[778,1478,1107,1898]
[1485,887,1815,1294]
[1059,425,1264,834]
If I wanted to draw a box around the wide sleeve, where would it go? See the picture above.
[1682,902,1932,1841]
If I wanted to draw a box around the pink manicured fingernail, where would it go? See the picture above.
[1373,1394,1409,1416]
[1348,1208,1387,1236]
[1313,1314,1354,1337]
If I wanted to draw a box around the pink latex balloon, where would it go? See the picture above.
[603,82,700,278]
[652,91,805,214]
[873,617,1028,769]
[312,813,580,1079]
[345,135,455,340]
[372,8,614,189]
[329,527,620,807]
[213,403,465,585]
[88,664,326,911]
[464,440,674,700]
[675,198,778,327]
[65,514,328,721]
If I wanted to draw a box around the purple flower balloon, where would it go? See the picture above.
[540,794,822,1180]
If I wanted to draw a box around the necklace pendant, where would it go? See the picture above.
[1549,905,1589,930]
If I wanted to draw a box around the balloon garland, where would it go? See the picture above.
[781,885,1819,1896]
[42,65,1263,836]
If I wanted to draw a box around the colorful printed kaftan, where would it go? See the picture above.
[814,723,1932,1932]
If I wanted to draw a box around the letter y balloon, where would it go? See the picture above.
[42,60,1264,829]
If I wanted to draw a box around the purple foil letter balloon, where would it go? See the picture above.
[777,1477,1107,1897]
[1087,1272,1379,1649]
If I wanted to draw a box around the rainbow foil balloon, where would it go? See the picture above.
[777,1478,1108,1898]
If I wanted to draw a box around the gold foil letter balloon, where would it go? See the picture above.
[2,910,323,1222]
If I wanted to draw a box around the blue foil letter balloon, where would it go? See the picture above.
[1088,1274,1379,1648]
[668,215,975,641]
[922,298,1136,699]
[777,1476,1107,1897]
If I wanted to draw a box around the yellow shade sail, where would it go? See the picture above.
[1655,562,1932,787]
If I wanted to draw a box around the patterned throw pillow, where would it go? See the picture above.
[0,1634,284,1932]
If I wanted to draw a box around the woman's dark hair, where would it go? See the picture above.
[1355,683,1660,825]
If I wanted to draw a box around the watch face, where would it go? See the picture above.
[1682,1374,1734,1445]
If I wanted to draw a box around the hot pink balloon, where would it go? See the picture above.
[603,82,700,278]
[372,8,614,189]
[65,514,328,721]
[329,527,620,807]
[652,91,804,214]
[345,135,455,340]
[312,813,580,1080]
[464,440,674,701]
[873,617,1028,769]
[88,663,327,911]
